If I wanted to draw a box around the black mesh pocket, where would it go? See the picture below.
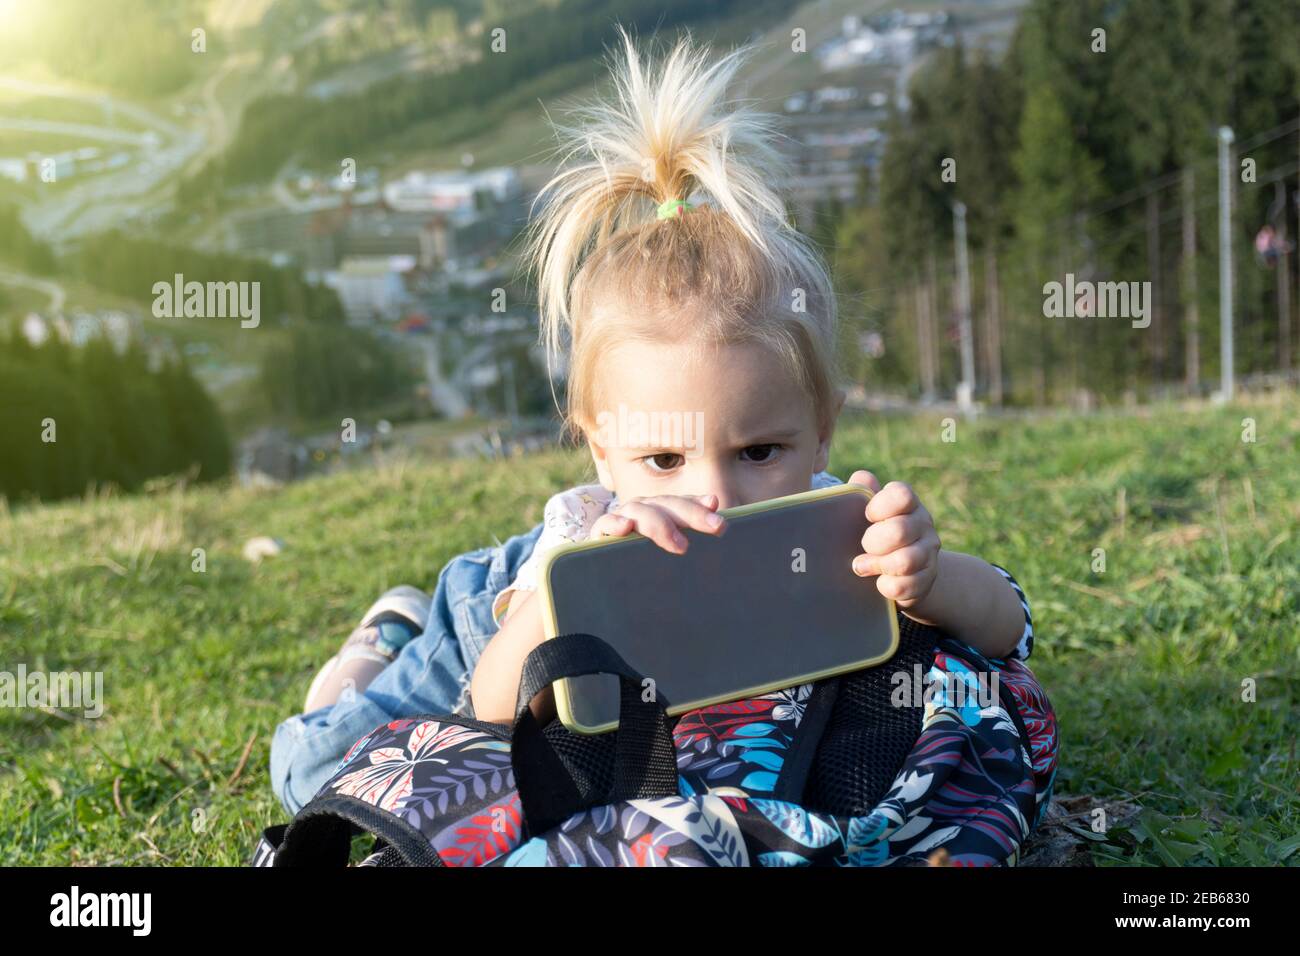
[539,719,618,804]
[801,615,939,816]
[538,711,688,808]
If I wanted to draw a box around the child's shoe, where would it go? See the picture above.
[303,586,433,712]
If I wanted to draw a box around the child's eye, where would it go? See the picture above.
[741,444,783,464]
[641,452,684,473]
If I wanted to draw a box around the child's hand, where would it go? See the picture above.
[588,493,726,554]
[845,470,941,609]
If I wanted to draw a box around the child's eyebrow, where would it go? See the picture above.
[632,428,804,453]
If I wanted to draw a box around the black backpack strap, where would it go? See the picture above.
[772,679,841,802]
[263,634,677,865]
[273,793,446,867]
[511,632,678,838]
[251,824,287,867]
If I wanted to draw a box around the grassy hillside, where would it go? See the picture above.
[1,397,1298,865]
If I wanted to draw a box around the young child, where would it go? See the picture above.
[468,28,1032,724]
[275,28,1034,812]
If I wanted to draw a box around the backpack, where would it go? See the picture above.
[253,615,1058,867]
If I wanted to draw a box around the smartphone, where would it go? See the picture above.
[535,482,899,734]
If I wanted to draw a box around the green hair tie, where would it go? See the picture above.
[656,197,695,220]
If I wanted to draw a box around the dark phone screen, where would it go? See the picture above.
[545,487,898,732]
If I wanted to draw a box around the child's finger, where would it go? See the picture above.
[874,574,909,602]
[637,496,727,537]
[606,501,693,553]
[875,573,933,605]
[869,541,933,578]
[862,513,927,555]
[612,503,682,552]
[847,470,882,495]
[865,481,920,522]
[589,513,635,539]
[852,553,880,576]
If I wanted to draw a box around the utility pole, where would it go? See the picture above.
[503,357,519,426]
[1276,180,1292,373]
[1217,126,1235,402]
[952,201,975,413]
[924,250,941,402]
[914,280,936,402]
[984,247,1003,406]
[1146,191,1164,382]
[1182,167,1200,392]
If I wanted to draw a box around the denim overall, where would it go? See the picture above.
[269,522,545,814]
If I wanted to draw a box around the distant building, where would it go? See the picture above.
[0,158,26,183]
[20,309,138,352]
[819,27,917,69]
[233,205,342,272]
[397,312,432,334]
[28,151,78,181]
[21,313,49,345]
[232,171,517,273]
[338,203,441,262]
[238,428,306,486]
[384,167,527,245]
[325,255,414,321]
[814,86,859,108]
[382,166,521,213]
[817,8,949,71]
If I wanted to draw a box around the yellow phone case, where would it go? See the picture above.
[535,482,900,734]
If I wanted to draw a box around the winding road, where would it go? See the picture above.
[0,270,66,313]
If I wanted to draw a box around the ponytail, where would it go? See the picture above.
[520,25,840,441]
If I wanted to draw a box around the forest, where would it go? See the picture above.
[0,332,232,502]
[830,0,1300,405]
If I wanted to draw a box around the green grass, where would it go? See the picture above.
[1,396,1298,865]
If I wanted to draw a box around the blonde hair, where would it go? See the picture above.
[520,26,840,444]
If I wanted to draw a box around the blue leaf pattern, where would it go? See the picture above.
[751,799,841,849]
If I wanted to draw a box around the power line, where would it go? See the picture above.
[834,177,1282,315]
[1235,115,1300,153]
[832,130,1300,315]
[1026,114,1300,237]
[844,116,1300,299]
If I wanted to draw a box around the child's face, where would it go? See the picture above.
[585,338,841,511]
